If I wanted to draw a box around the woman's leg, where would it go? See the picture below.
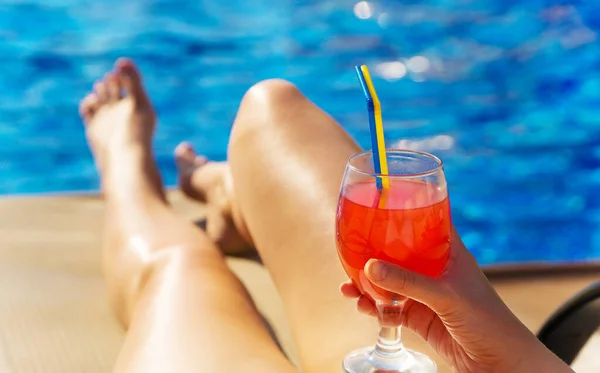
[174,142,253,255]
[80,60,296,373]
[227,80,377,372]
[177,79,377,372]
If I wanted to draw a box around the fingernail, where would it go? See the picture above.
[366,260,388,281]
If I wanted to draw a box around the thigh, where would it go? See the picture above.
[114,247,297,373]
[228,80,377,373]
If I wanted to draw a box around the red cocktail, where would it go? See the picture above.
[337,178,451,300]
[335,149,450,372]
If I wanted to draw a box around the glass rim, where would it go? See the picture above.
[346,149,444,179]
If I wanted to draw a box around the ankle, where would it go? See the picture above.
[107,141,151,161]
[101,146,165,202]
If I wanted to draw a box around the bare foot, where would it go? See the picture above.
[79,58,165,202]
[174,142,209,202]
[174,142,254,256]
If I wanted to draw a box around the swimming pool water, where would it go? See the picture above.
[1,0,599,265]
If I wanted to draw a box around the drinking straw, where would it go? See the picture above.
[355,65,389,207]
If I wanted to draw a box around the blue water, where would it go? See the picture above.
[1,0,599,265]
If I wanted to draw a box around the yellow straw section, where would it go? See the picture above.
[360,65,390,207]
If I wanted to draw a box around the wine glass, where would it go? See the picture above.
[335,149,451,373]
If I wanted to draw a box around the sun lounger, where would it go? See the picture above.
[0,192,599,372]
[538,280,600,365]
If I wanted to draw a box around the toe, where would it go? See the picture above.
[79,93,100,123]
[174,142,198,167]
[115,58,147,104]
[194,155,208,167]
[175,142,209,170]
[93,80,108,103]
[106,73,121,102]
[175,142,210,202]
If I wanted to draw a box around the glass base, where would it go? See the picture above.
[343,346,437,373]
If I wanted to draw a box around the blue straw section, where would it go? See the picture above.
[355,66,383,190]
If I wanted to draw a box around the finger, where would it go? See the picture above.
[402,299,448,345]
[357,295,377,316]
[364,259,452,312]
[340,281,362,298]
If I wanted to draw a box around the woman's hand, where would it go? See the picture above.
[340,229,573,373]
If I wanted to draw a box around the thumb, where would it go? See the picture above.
[365,259,451,311]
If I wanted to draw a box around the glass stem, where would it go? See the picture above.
[375,326,404,358]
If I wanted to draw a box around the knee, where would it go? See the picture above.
[229,79,304,143]
[244,79,302,111]
[115,245,217,327]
